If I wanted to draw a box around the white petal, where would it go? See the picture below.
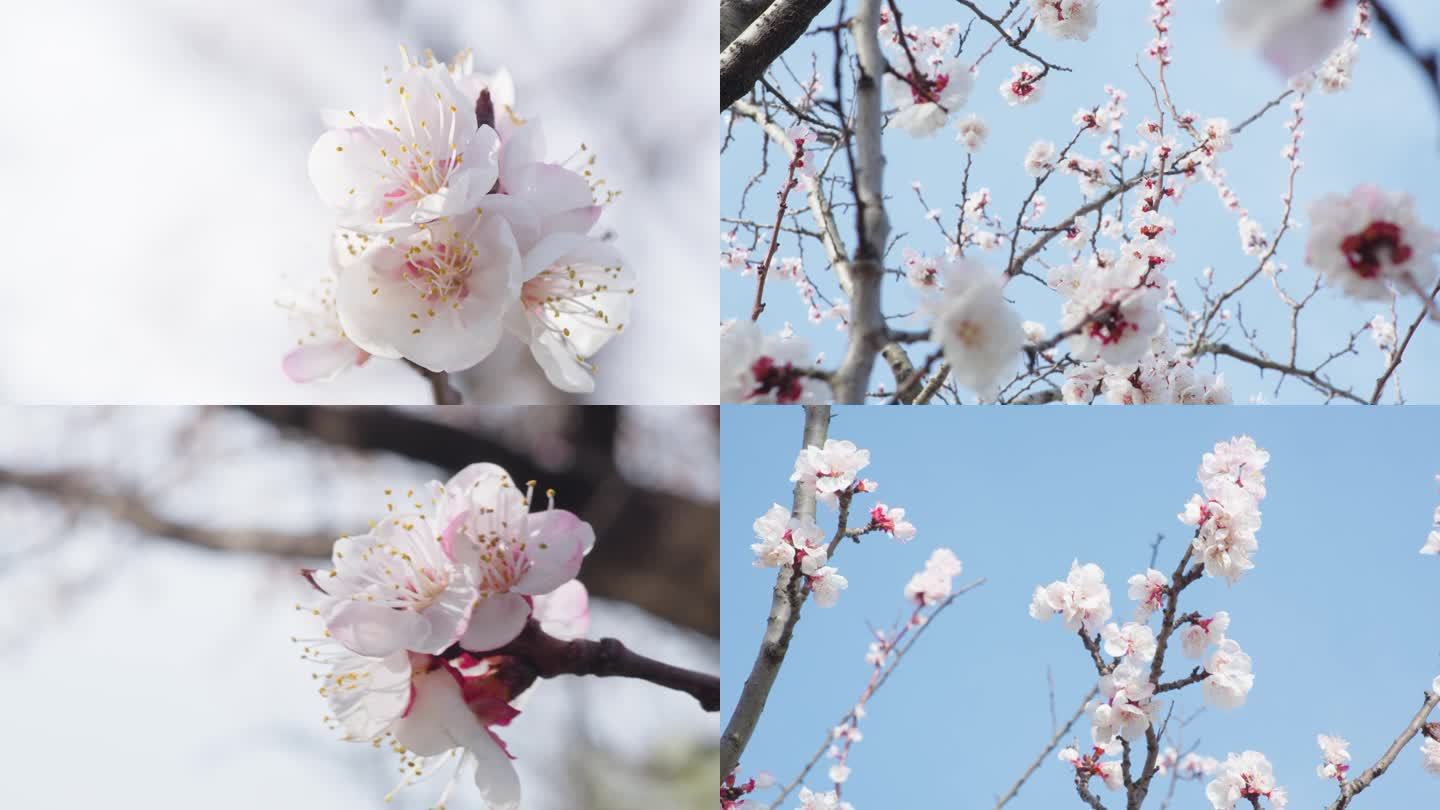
[282,340,366,383]
[470,730,522,810]
[459,592,532,652]
[324,599,427,657]
[412,581,478,653]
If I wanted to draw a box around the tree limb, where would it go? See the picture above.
[721,0,835,110]
[720,404,830,777]
[446,618,719,712]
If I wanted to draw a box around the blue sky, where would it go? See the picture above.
[721,1,1440,403]
[721,405,1440,807]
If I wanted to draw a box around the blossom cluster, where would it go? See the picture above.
[1181,435,1269,583]
[1040,437,1267,801]
[294,462,596,808]
[750,438,916,609]
[285,47,634,393]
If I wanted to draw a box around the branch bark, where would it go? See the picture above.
[832,0,891,403]
[1326,690,1440,810]
[721,0,834,110]
[447,619,719,712]
[720,404,831,777]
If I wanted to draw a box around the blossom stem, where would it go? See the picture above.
[406,361,463,404]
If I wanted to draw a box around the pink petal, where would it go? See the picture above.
[459,592,532,652]
[324,600,427,658]
[512,509,595,595]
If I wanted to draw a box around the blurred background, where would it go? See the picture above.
[0,405,718,809]
[0,0,717,403]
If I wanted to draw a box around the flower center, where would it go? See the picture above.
[402,238,475,304]
[749,355,804,403]
[909,71,950,105]
[1341,220,1412,278]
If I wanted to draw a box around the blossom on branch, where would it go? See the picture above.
[1029,560,1113,633]
[928,258,1026,394]
[904,548,963,606]
[1203,638,1255,710]
[1205,750,1288,809]
[1315,733,1351,781]
[1030,0,1099,41]
[791,439,872,508]
[722,320,832,404]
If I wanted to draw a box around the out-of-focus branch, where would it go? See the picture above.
[0,467,336,556]
[721,0,835,110]
[1325,689,1440,810]
[1369,0,1440,115]
[720,404,830,778]
[445,619,719,712]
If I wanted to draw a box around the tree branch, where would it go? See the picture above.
[721,0,835,110]
[1326,689,1440,810]
[720,404,831,777]
[447,619,719,712]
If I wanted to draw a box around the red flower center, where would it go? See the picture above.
[749,355,804,403]
[1341,220,1412,278]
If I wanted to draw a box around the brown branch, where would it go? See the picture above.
[1370,278,1440,402]
[0,466,337,555]
[406,360,463,404]
[1190,342,1366,404]
[447,619,718,712]
[994,685,1101,809]
[720,404,831,777]
[753,159,802,320]
[1326,690,1440,810]
[722,0,836,110]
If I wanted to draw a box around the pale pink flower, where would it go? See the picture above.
[721,320,831,404]
[870,504,916,542]
[1030,0,1098,41]
[309,56,500,230]
[1315,734,1351,781]
[1030,560,1112,634]
[1127,568,1168,620]
[1422,737,1440,776]
[791,440,871,505]
[955,113,989,152]
[1203,639,1255,710]
[809,566,849,607]
[431,463,596,652]
[1181,612,1231,659]
[999,63,1046,106]
[1101,621,1158,663]
[335,212,521,373]
[1206,750,1287,809]
[1307,185,1439,303]
[1090,661,1162,743]
[929,258,1026,393]
[885,57,974,137]
[905,548,963,606]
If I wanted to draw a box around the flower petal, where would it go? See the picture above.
[323,599,427,657]
[513,509,594,595]
[534,579,590,640]
[470,729,522,810]
[459,592,532,652]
